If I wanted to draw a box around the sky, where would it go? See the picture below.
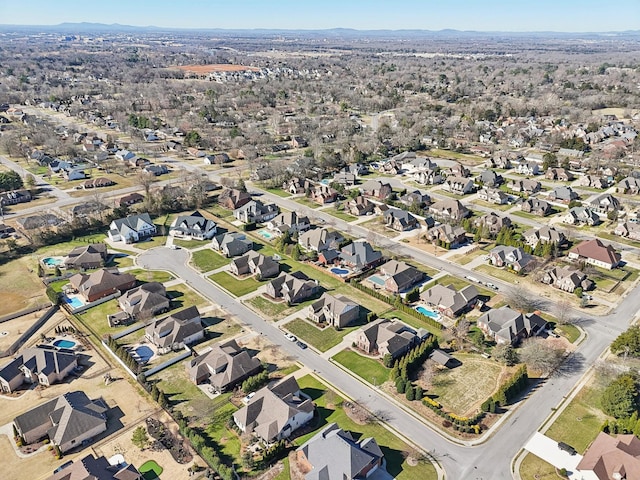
[0,0,638,32]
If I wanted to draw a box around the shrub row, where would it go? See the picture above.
[241,369,269,394]
[106,336,142,374]
[491,364,528,406]
[389,336,438,382]
[422,397,485,429]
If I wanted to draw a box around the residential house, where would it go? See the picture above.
[211,232,253,257]
[548,186,579,204]
[576,432,640,480]
[266,272,320,305]
[16,214,63,231]
[118,192,144,207]
[296,423,384,480]
[332,171,356,187]
[0,347,77,393]
[230,251,280,279]
[63,243,108,270]
[617,176,640,194]
[474,213,512,236]
[508,178,541,194]
[489,246,534,272]
[429,199,470,222]
[62,168,87,181]
[563,207,601,226]
[477,170,503,187]
[443,176,475,195]
[568,238,621,270]
[515,160,541,176]
[145,306,204,354]
[614,221,640,241]
[283,177,311,195]
[170,211,217,240]
[413,169,444,185]
[384,208,419,231]
[115,149,135,161]
[400,189,431,207]
[187,339,261,392]
[118,282,170,319]
[233,377,315,443]
[361,179,393,200]
[291,136,308,148]
[446,163,470,178]
[356,319,426,359]
[218,188,252,210]
[487,155,512,169]
[46,454,142,480]
[267,211,311,236]
[142,164,168,176]
[108,213,156,243]
[521,198,552,216]
[586,194,622,214]
[298,228,344,252]
[477,187,508,205]
[0,189,32,206]
[523,225,566,248]
[83,177,115,189]
[577,175,609,189]
[545,168,573,181]
[541,266,593,293]
[429,349,459,369]
[186,147,205,158]
[309,184,339,205]
[379,260,425,293]
[344,196,374,216]
[378,159,400,175]
[204,153,231,165]
[426,224,467,247]
[13,391,108,453]
[420,284,478,318]
[68,269,136,303]
[558,148,584,159]
[234,200,280,224]
[476,306,547,345]
[308,293,360,328]
[339,241,383,271]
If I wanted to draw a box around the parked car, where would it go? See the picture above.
[284,332,297,342]
[296,340,308,350]
[558,442,577,455]
[242,392,256,405]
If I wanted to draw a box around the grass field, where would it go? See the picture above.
[324,208,358,222]
[295,375,438,480]
[129,268,174,284]
[191,249,229,272]
[428,148,485,164]
[265,187,292,198]
[167,283,209,309]
[0,257,48,316]
[518,453,557,480]
[246,295,294,319]
[133,235,168,250]
[294,196,321,209]
[556,323,581,343]
[332,349,389,386]
[172,238,212,249]
[473,263,523,283]
[209,271,265,297]
[284,318,355,352]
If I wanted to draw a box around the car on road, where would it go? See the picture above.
[284,332,297,342]
[170,245,180,250]
[296,340,308,349]
[486,283,499,291]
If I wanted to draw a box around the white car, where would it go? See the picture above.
[284,332,297,342]
[242,392,256,405]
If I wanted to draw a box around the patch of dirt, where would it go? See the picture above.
[0,293,29,316]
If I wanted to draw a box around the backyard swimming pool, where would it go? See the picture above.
[258,229,275,240]
[415,305,441,320]
[42,257,64,267]
[330,267,350,276]
[368,275,386,286]
[53,339,77,349]
[63,295,84,309]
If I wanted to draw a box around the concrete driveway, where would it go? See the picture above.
[524,432,583,478]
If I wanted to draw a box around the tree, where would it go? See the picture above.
[611,326,640,357]
[0,170,23,192]
[406,385,415,401]
[131,425,149,450]
[24,173,37,191]
[601,374,638,419]
[519,338,565,376]
[553,298,574,326]
[505,286,547,313]
[493,344,519,366]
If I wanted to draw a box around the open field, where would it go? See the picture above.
[332,349,389,386]
[0,310,53,352]
[0,256,48,316]
[191,248,229,272]
[294,196,321,209]
[245,295,293,319]
[324,208,358,222]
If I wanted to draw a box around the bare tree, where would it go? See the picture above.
[553,298,574,326]
[505,285,547,313]
[519,338,565,376]
[419,359,438,389]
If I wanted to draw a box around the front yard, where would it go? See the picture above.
[208,271,266,297]
[129,268,174,284]
[191,248,229,272]
[332,349,390,386]
[283,318,358,352]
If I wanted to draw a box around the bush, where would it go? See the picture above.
[396,377,406,394]
[406,386,415,401]
[241,370,269,394]
[415,386,423,401]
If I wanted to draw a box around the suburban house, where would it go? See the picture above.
[298,228,344,252]
[233,377,315,443]
[478,187,508,205]
[233,200,280,224]
[145,306,204,354]
[541,266,594,293]
[339,241,383,271]
[230,251,280,279]
[283,177,312,195]
[515,160,540,176]
[218,188,252,210]
[614,221,640,241]
[426,224,467,247]
[46,454,142,480]
[545,168,573,181]
[378,159,400,175]
[211,232,253,257]
[267,211,311,236]
[0,189,32,206]
[170,211,217,240]
[356,319,426,359]
[586,194,622,214]
[446,163,470,178]
[429,199,470,222]
[443,176,475,195]
[414,169,444,185]
[344,196,374,216]
[477,169,503,188]
[577,175,610,189]
[118,282,170,319]
[118,192,144,207]
[143,164,168,176]
[379,260,425,293]
[360,179,393,200]
[83,177,115,189]
[520,198,552,217]
[548,186,579,204]
[489,246,534,272]
[296,423,384,480]
[108,213,156,243]
[0,347,77,393]
[508,178,541,194]
[383,208,419,231]
[476,306,547,345]
[563,207,601,226]
[63,243,108,270]
[523,225,566,248]
[400,190,431,207]
[187,339,261,392]
[266,272,320,305]
[429,349,459,369]
[420,284,479,318]
[308,293,360,328]
[474,212,512,236]
[68,269,137,303]
[309,184,339,205]
[332,171,357,187]
[486,155,512,169]
[13,391,108,453]
[576,432,640,480]
[617,176,640,195]
[568,238,621,270]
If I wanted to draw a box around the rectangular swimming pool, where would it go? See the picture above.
[368,275,386,286]
[64,295,85,309]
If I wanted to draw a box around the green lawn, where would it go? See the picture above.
[359,217,401,238]
[284,318,356,352]
[191,249,229,272]
[76,299,126,339]
[265,187,292,198]
[296,375,438,480]
[274,458,291,480]
[473,263,523,283]
[422,274,494,299]
[324,208,358,222]
[48,279,69,293]
[35,234,108,257]
[511,210,547,221]
[209,271,266,297]
[107,254,134,269]
[294,196,321,209]
[556,324,581,343]
[332,349,389,386]
[519,453,557,480]
[134,235,168,250]
[172,238,212,249]
[204,402,242,469]
[167,283,209,309]
[246,295,292,319]
[206,204,235,219]
[592,276,618,292]
[128,268,174,284]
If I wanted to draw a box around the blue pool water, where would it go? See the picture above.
[43,257,63,267]
[320,179,330,185]
[64,296,84,309]
[258,230,274,240]
[415,305,440,319]
[53,339,76,349]
[134,346,154,363]
[368,275,385,286]
[330,267,349,276]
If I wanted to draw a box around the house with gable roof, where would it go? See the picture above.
[145,306,204,354]
[266,272,320,305]
[118,282,170,319]
[520,198,551,216]
[568,238,621,270]
[68,269,137,303]
[211,232,252,257]
[308,293,360,328]
[383,208,419,231]
[489,246,534,272]
[378,260,425,293]
[338,241,383,271]
[541,266,594,293]
[355,319,426,359]
[108,213,156,243]
[0,347,77,393]
[298,228,344,252]
[170,211,217,240]
[230,251,280,279]
[46,453,142,480]
[420,284,479,318]
[267,211,311,236]
[476,306,547,345]
[576,432,640,480]
[63,243,108,270]
[344,195,374,216]
[428,199,470,222]
[234,200,279,224]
